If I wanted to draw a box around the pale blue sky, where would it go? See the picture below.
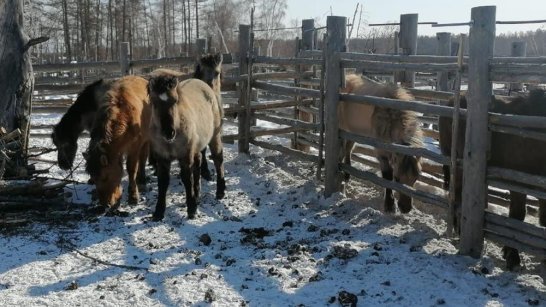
[285,0,546,36]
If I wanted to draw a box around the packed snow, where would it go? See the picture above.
[0,110,545,307]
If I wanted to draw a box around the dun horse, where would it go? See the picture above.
[148,54,223,180]
[51,78,115,170]
[339,74,423,213]
[147,75,225,221]
[84,76,151,210]
[439,90,546,270]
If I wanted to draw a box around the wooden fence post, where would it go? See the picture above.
[398,14,418,88]
[120,42,130,76]
[459,5,496,258]
[436,32,451,91]
[238,24,251,153]
[294,19,315,152]
[324,16,347,197]
[510,41,527,92]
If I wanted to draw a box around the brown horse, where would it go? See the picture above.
[84,75,151,209]
[51,78,115,170]
[147,75,225,221]
[339,74,423,213]
[439,90,546,270]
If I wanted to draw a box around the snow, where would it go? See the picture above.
[0,113,545,306]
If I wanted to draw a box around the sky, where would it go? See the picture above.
[285,0,546,36]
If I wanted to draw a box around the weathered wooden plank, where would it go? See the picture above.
[339,93,466,118]
[459,6,496,258]
[340,164,448,208]
[254,56,322,66]
[485,211,546,240]
[252,80,321,99]
[489,124,546,143]
[339,130,450,165]
[342,59,460,73]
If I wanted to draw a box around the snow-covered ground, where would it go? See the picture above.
[0,111,545,306]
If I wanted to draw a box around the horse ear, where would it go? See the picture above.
[100,154,108,166]
[215,53,223,65]
[147,78,155,94]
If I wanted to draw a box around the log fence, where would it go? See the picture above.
[231,7,546,264]
[27,5,546,266]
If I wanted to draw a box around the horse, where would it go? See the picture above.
[192,53,223,180]
[84,75,151,210]
[339,74,423,213]
[439,90,546,270]
[147,53,224,180]
[147,75,225,221]
[51,78,115,170]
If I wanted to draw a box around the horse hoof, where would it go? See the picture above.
[201,171,213,181]
[398,204,412,214]
[216,191,225,200]
[106,209,130,217]
[503,247,522,270]
[88,205,107,215]
[128,195,139,205]
[152,213,164,221]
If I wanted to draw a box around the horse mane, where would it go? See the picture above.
[85,79,135,178]
[52,79,108,141]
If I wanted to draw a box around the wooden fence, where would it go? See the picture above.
[29,6,545,262]
[232,6,546,262]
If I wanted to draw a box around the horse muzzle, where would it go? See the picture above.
[163,129,177,143]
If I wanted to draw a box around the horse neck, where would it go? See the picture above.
[57,100,98,140]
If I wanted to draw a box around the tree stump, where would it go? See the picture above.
[0,0,47,179]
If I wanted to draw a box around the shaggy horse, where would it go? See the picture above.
[147,53,224,180]
[147,75,225,221]
[84,76,151,209]
[439,90,546,270]
[51,78,115,170]
[339,74,423,213]
[192,53,223,180]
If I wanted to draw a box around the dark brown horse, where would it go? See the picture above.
[147,75,225,221]
[84,76,151,209]
[193,53,223,180]
[339,74,423,213]
[439,90,546,270]
[51,78,115,170]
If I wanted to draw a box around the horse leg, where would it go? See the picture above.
[378,155,395,213]
[342,140,355,182]
[126,150,141,205]
[503,191,526,270]
[200,148,212,181]
[193,152,202,201]
[136,141,149,187]
[209,134,225,199]
[180,157,197,219]
[152,157,171,221]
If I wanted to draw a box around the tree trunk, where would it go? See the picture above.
[61,0,72,62]
[0,0,35,176]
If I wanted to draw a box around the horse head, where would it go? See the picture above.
[51,125,78,170]
[194,53,223,90]
[148,75,180,143]
[85,141,123,207]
